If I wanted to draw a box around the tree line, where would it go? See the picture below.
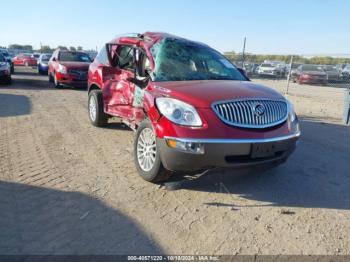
[7,44,84,53]
[224,51,350,65]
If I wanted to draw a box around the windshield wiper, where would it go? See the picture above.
[207,76,235,80]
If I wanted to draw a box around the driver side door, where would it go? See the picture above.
[102,44,136,120]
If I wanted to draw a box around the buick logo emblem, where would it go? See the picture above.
[253,103,265,116]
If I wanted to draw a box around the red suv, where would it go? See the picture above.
[48,50,92,88]
[88,32,300,182]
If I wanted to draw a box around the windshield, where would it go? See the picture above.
[323,65,336,71]
[0,54,5,62]
[150,38,246,82]
[59,52,91,62]
[41,55,51,62]
[302,65,324,71]
[0,50,9,56]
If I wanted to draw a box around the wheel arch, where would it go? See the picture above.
[88,83,101,94]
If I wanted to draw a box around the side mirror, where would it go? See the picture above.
[127,76,149,88]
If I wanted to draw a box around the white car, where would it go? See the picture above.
[257,63,283,77]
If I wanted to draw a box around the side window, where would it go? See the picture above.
[117,46,134,71]
[136,49,151,77]
[95,46,109,66]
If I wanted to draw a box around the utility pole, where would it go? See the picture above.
[286,55,294,95]
[241,37,246,67]
[40,42,42,54]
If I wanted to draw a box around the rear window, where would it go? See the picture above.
[59,52,91,62]
[261,64,274,67]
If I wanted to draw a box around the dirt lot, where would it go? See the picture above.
[0,66,349,255]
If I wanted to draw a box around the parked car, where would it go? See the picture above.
[335,63,347,75]
[292,64,328,85]
[0,54,12,84]
[12,53,37,66]
[341,64,350,83]
[37,53,51,75]
[0,48,14,74]
[87,32,300,182]
[323,65,341,82]
[32,53,41,59]
[287,63,302,78]
[257,63,284,78]
[244,63,259,77]
[48,50,92,88]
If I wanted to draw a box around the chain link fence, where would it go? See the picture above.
[224,52,350,124]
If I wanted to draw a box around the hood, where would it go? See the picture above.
[59,62,90,70]
[0,62,9,67]
[153,80,284,108]
[302,70,327,76]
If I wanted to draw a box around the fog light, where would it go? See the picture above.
[166,138,204,154]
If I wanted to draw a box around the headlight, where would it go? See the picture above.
[58,64,67,74]
[156,97,202,127]
[287,100,296,122]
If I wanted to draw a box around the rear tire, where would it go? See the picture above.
[134,119,172,183]
[88,90,108,127]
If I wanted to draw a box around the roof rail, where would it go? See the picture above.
[114,33,140,38]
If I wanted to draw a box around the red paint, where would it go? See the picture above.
[12,54,37,66]
[48,50,91,87]
[88,32,298,139]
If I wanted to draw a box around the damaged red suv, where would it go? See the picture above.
[88,32,300,182]
[48,49,92,88]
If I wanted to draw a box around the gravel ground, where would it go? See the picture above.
[0,67,349,255]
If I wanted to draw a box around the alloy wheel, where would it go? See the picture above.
[137,128,157,172]
[89,96,97,122]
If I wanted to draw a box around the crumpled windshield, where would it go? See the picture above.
[150,38,246,82]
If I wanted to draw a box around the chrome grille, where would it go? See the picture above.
[212,99,288,128]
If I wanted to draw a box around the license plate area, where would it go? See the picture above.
[251,143,276,159]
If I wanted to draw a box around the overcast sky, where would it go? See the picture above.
[1,0,349,55]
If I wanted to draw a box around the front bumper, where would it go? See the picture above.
[299,77,327,84]
[157,132,300,172]
[56,72,88,87]
[258,71,279,76]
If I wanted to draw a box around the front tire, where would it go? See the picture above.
[6,77,12,85]
[49,72,54,82]
[88,90,108,127]
[53,73,60,88]
[134,120,172,182]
